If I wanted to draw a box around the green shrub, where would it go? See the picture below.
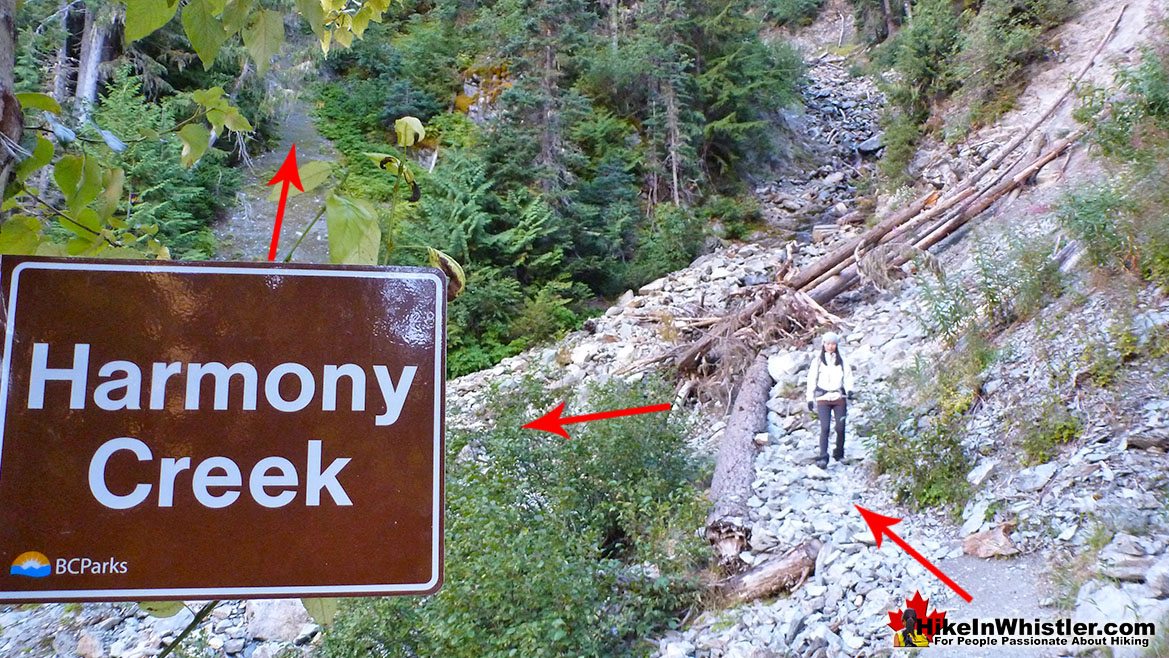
[320,378,707,658]
[626,204,705,288]
[765,0,824,26]
[868,409,972,509]
[877,111,922,188]
[1018,398,1082,465]
[952,0,1074,131]
[865,329,997,509]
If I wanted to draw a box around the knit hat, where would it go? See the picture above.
[822,331,840,345]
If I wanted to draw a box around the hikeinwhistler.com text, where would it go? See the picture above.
[926,618,1156,649]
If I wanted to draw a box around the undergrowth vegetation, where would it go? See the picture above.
[1061,44,1169,289]
[866,228,1069,507]
[867,0,1075,185]
[321,377,708,658]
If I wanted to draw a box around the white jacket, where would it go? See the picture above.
[806,351,854,401]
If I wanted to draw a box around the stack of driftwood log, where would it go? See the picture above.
[652,6,1127,604]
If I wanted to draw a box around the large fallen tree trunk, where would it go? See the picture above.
[705,354,772,572]
[717,540,822,604]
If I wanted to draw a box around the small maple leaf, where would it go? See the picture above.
[887,591,948,642]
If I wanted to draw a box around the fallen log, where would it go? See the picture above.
[705,354,771,572]
[717,540,822,604]
[1127,430,1169,451]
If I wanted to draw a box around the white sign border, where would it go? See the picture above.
[0,259,445,600]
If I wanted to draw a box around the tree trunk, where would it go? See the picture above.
[51,0,74,103]
[75,7,109,121]
[718,540,821,604]
[0,0,21,207]
[663,80,682,206]
[880,0,896,39]
[705,355,770,572]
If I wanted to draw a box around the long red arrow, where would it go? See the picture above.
[266,144,303,261]
[523,402,672,439]
[856,505,973,603]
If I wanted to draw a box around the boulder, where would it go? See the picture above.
[963,524,1019,558]
[245,599,313,643]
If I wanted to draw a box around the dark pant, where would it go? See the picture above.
[816,398,847,462]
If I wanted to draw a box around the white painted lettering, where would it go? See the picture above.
[28,342,89,409]
[373,365,416,427]
[249,456,299,508]
[192,457,242,509]
[265,363,316,412]
[89,437,153,509]
[322,364,366,412]
[186,362,258,411]
[306,440,352,506]
[94,360,142,411]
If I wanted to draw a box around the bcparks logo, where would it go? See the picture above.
[889,591,947,647]
[10,551,51,578]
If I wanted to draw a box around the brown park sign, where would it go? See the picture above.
[0,257,445,602]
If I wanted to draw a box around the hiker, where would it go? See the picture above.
[894,608,930,647]
[805,331,854,469]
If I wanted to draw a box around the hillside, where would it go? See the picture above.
[2,0,1169,656]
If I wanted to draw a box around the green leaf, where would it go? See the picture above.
[123,0,180,43]
[294,0,325,36]
[350,5,374,37]
[325,194,380,265]
[53,155,102,213]
[191,86,227,109]
[62,208,102,238]
[267,160,330,200]
[0,216,44,255]
[243,10,284,77]
[394,116,425,147]
[182,0,229,69]
[138,601,186,618]
[301,598,339,626]
[221,0,254,35]
[178,124,211,168]
[15,92,61,115]
[14,136,53,184]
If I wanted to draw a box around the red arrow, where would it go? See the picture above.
[266,144,304,261]
[855,505,973,603]
[523,402,672,439]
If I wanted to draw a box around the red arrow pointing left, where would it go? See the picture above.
[856,505,973,603]
[266,144,303,261]
[523,402,672,439]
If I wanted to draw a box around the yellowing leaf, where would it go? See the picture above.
[124,0,181,43]
[333,23,354,48]
[138,601,186,618]
[223,108,253,132]
[394,116,425,147]
[178,124,211,167]
[182,0,229,68]
[0,216,44,255]
[350,5,374,37]
[15,92,61,115]
[426,248,466,300]
[267,160,330,200]
[97,168,125,220]
[14,136,53,184]
[243,9,284,76]
[301,598,339,626]
[325,194,380,265]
